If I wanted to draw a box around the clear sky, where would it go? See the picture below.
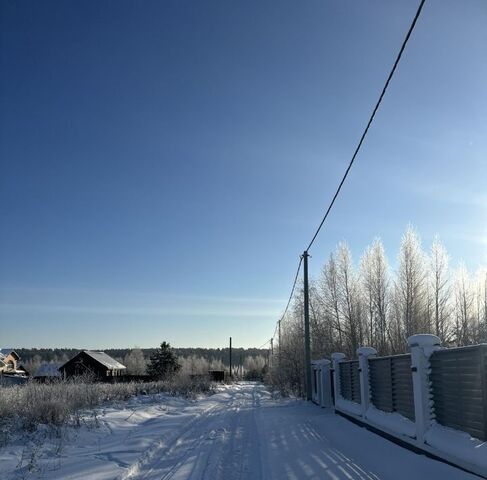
[1,0,486,349]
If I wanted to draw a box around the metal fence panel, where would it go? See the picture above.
[369,354,415,421]
[339,360,361,404]
[430,345,487,441]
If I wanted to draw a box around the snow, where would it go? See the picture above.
[407,334,441,348]
[365,406,416,438]
[425,422,487,473]
[0,382,478,479]
[335,397,363,417]
[83,351,126,370]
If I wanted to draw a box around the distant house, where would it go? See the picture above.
[59,351,126,380]
[34,362,62,382]
[16,364,30,377]
[0,349,29,384]
[0,349,22,374]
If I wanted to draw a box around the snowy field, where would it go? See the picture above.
[0,382,479,480]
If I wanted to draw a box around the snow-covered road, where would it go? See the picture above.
[2,382,479,479]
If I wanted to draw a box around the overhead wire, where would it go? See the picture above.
[305,0,426,252]
[258,0,427,349]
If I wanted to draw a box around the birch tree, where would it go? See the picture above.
[336,243,363,356]
[453,263,474,345]
[319,253,344,351]
[360,238,389,353]
[429,237,451,340]
[396,226,427,340]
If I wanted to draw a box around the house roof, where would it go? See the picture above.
[0,349,19,361]
[35,363,63,378]
[83,351,126,370]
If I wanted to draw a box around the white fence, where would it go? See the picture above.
[312,334,487,478]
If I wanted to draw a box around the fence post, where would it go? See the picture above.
[320,360,333,407]
[310,362,317,403]
[331,352,346,405]
[357,347,377,417]
[407,334,441,445]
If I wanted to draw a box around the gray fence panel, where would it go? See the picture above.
[430,345,487,441]
[339,360,361,404]
[369,358,393,412]
[369,354,415,421]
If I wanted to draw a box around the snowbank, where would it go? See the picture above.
[365,406,416,438]
[335,397,362,417]
[425,422,487,474]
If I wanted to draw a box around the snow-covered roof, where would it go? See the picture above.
[83,351,126,370]
[35,363,62,377]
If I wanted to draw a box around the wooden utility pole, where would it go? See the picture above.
[229,337,232,378]
[303,251,312,401]
[278,320,281,366]
[270,338,274,367]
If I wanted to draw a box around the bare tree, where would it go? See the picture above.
[360,238,389,354]
[396,226,428,340]
[429,237,451,341]
[270,225,487,394]
[319,253,344,351]
[453,263,474,346]
[336,243,363,356]
[477,269,487,342]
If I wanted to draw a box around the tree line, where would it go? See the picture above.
[15,347,269,377]
[274,226,487,394]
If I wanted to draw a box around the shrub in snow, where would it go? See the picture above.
[0,372,214,441]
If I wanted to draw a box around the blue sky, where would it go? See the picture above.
[1,0,486,349]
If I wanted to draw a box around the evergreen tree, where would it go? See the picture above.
[147,342,181,379]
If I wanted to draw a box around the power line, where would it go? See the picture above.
[306,0,426,252]
[259,257,303,350]
[260,0,426,353]
[280,257,303,322]
[257,339,271,350]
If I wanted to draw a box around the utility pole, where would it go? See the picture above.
[278,320,281,366]
[270,338,274,367]
[229,337,232,378]
[303,251,312,401]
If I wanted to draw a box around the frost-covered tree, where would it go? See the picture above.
[179,355,210,376]
[269,225,487,395]
[429,237,451,341]
[396,226,428,340]
[453,263,475,345]
[124,348,147,375]
[360,239,389,353]
[336,243,363,356]
[476,269,487,342]
[319,253,344,351]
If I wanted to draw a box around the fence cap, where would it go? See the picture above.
[407,334,441,348]
[357,346,377,357]
[311,359,331,366]
[331,352,346,361]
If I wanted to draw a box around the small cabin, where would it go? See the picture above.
[60,351,126,380]
[34,362,62,382]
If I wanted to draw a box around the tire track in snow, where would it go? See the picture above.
[123,384,266,480]
[119,399,223,480]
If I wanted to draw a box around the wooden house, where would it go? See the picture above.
[59,351,126,380]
